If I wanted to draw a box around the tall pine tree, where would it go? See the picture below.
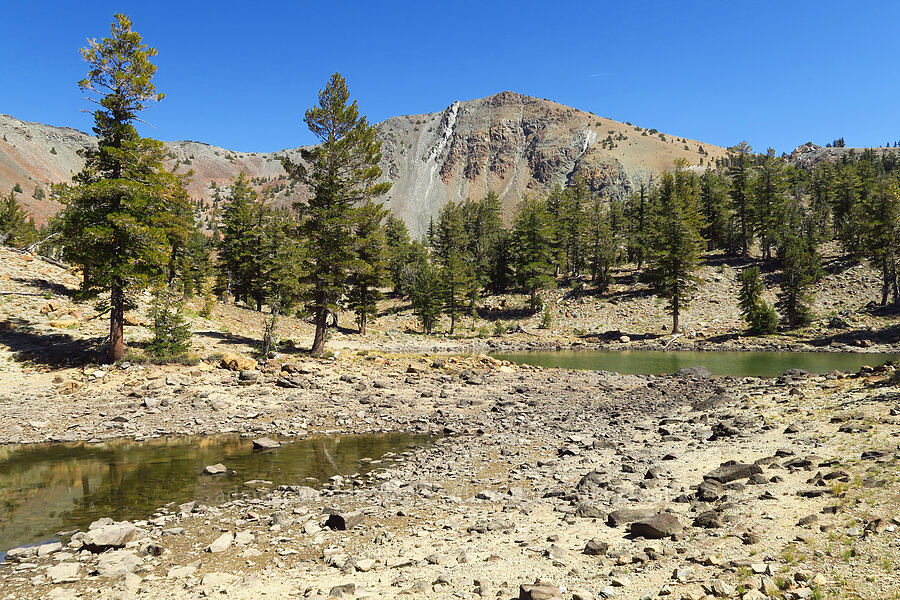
[644,165,706,333]
[282,73,390,355]
[511,196,556,311]
[56,14,191,362]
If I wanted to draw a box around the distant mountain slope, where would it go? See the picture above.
[0,92,727,235]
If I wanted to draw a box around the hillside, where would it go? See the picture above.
[0,92,726,234]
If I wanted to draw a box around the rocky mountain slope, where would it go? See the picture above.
[1,92,727,234]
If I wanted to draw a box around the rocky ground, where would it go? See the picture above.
[1,247,900,600]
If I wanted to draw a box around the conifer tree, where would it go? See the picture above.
[433,201,474,333]
[727,141,755,257]
[738,266,778,334]
[408,258,443,334]
[561,176,590,277]
[0,189,38,247]
[699,169,731,251]
[860,179,900,305]
[489,229,513,295]
[146,282,192,358]
[644,165,706,333]
[586,196,619,292]
[282,73,390,355]
[462,191,503,304]
[55,14,191,362]
[544,183,568,276]
[809,162,835,241]
[751,149,788,261]
[625,180,650,268]
[257,209,304,357]
[217,173,267,307]
[832,162,863,257]
[384,214,413,293]
[511,196,556,311]
[347,201,389,335]
[176,224,214,298]
[775,197,820,329]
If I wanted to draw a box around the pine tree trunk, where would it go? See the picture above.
[359,288,367,335]
[672,297,680,334]
[311,291,328,356]
[108,282,125,363]
[530,287,536,312]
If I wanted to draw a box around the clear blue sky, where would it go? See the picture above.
[3,1,898,154]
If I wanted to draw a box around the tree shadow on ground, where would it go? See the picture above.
[820,255,861,276]
[476,305,538,321]
[703,332,745,344]
[578,330,663,343]
[805,323,900,347]
[194,330,263,350]
[10,276,75,299]
[0,317,104,367]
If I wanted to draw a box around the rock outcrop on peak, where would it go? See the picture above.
[0,92,727,235]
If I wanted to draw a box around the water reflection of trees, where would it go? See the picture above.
[0,433,430,551]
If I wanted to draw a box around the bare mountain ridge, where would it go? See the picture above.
[0,92,727,235]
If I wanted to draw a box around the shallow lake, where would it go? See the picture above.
[0,432,432,553]
[492,349,900,378]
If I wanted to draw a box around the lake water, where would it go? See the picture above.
[492,349,900,377]
[0,432,432,553]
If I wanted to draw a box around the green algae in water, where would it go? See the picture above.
[0,432,432,552]
[492,349,900,377]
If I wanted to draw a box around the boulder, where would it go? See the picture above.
[696,479,724,501]
[82,522,144,551]
[629,514,683,539]
[325,509,365,530]
[47,562,81,583]
[704,462,763,484]
[206,532,233,553]
[221,352,258,371]
[583,538,609,556]
[693,510,723,528]
[96,550,141,578]
[576,471,608,494]
[204,463,227,475]
[519,583,562,599]
[676,366,711,378]
[607,507,658,527]
[201,572,237,587]
[251,437,281,450]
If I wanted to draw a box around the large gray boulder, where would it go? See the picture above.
[704,462,763,483]
[629,514,683,539]
[82,521,145,552]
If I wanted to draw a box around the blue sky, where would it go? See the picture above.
[2,1,898,154]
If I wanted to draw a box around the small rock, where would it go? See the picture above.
[206,531,233,553]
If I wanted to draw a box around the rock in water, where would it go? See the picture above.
[251,437,281,450]
[629,514,683,539]
[204,463,227,475]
